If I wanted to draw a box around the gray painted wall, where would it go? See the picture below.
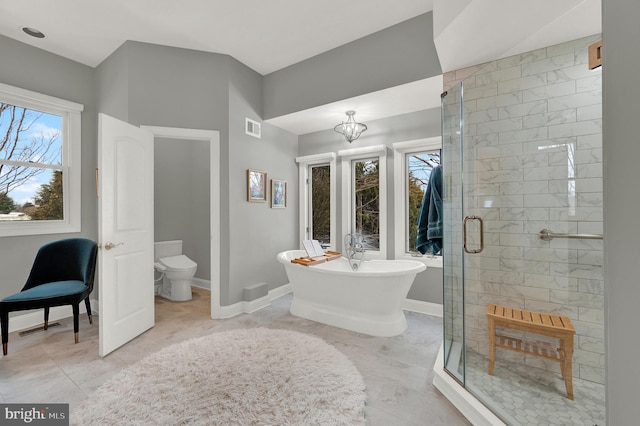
[95,41,234,303]
[0,35,97,301]
[407,267,443,303]
[0,37,299,309]
[298,108,444,305]
[263,13,442,119]
[125,42,230,130]
[227,57,299,303]
[95,44,129,121]
[96,42,299,306]
[154,138,210,281]
[602,0,638,422]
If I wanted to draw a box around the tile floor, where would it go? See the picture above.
[0,288,470,425]
[465,350,606,426]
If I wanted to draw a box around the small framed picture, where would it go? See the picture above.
[247,169,267,202]
[271,179,287,208]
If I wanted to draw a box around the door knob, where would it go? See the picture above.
[104,242,124,250]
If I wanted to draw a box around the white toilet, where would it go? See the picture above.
[154,240,197,301]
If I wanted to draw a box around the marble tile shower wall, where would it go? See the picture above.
[444,35,604,384]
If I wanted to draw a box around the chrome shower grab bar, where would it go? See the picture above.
[539,229,603,241]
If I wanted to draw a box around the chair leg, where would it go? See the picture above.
[84,297,93,325]
[44,307,50,330]
[1,311,8,356]
[72,304,80,344]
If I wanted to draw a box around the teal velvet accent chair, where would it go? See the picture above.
[0,238,98,355]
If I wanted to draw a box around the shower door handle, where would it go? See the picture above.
[463,215,484,254]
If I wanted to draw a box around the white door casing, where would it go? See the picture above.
[98,113,155,357]
[140,125,221,318]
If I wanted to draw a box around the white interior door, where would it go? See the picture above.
[98,113,154,357]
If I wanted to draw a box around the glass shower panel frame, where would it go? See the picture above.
[441,82,465,384]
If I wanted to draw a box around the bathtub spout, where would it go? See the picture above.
[344,233,365,271]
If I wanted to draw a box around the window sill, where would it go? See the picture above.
[396,253,443,269]
[0,221,80,237]
[362,251,387,262]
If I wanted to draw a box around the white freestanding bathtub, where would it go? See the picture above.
[277,250,426,337]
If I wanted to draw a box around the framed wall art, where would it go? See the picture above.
[247,169,267,202]
[271,179,287,208]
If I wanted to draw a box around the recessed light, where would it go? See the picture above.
[22,27,45,39]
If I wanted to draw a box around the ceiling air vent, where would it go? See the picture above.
[245,118,261,139]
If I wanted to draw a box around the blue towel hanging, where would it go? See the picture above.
[416,165,443,255]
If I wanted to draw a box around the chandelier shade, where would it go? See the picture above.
[334,110,367,143]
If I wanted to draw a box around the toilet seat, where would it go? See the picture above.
[158,255,196,271]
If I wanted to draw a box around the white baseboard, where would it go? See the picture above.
[90,297,99,315]
[9,286,434,333]
[8,298,100,333]
[403,298,443,317]
[191,278,211,290]
[269,283,292,300]
[432,343,506,426]
[218,283,293,318]
[8,306,72,333]
[8,281,281,328]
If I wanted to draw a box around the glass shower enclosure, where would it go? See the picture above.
[440,35,605,425]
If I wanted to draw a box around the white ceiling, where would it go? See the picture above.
[0,0,436,135]
[0,0,434,75]
[433,0,601,73]
[0,1,601,136]
[266,76,443,135]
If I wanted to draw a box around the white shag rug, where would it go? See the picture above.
[71,328,366,425]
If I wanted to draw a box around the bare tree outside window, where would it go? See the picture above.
[353,159,380,250]
[310,164,331,246]
[0,103,63,221]
[407,151,440,252]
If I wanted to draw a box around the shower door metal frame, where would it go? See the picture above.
[441,82,467,385]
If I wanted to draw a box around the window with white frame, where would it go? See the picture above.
[309,163,332,247]
[296,152,336,250]
[393,137,441,258]
[352,158,380,249]
[339,145,387,259]
[0,83,83,236]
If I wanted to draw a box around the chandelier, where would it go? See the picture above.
[334,110,367,143]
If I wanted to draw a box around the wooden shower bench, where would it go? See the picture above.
[487,303,576,400]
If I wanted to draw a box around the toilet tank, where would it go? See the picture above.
[154,240,183,261]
